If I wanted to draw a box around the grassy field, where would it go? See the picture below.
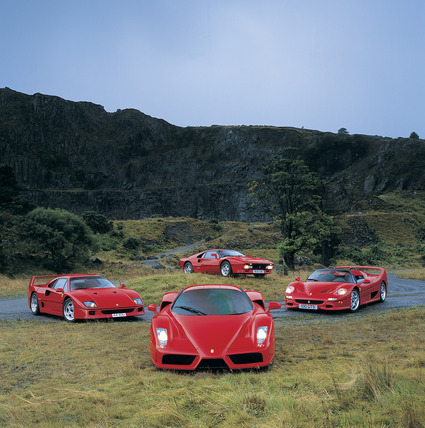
[1,205,425,426]
[0,307,424,427]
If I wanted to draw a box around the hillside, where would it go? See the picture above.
[1,87,425,221]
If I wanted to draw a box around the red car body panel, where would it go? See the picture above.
[179,249,273,276]
[28,274,144,320]
[148,284,281,370]
[285,266,388,311]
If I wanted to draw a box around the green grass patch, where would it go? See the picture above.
[0,308,423,426]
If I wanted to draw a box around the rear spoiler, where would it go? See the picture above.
[29,274,63,287]
[336,266,385,276]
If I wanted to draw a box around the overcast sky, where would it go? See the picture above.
[1,0,424,138]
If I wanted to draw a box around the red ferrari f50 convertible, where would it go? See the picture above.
[285,266,388,312]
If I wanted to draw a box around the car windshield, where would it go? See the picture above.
[218,250,245,258]
[70,276,116,290]
[171,288,254,316]
[307,269,355,283]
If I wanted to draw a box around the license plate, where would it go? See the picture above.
[253,270,265,274]
[299,304,318,310]
[112,313,127,318]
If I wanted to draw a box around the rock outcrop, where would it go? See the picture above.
[1,88,424,220]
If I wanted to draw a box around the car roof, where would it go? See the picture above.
[182,284,242,292]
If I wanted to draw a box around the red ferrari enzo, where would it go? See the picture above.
[180,249,274,277]
[28,274,145,322]
[148,284,281,370]
[285,266,388,312]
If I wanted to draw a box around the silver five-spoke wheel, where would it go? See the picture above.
[30,293,40,315]
[350,289,360,312]
[380,282,387,302]
[63,299,75,322]
[220,261,232,277]
[184,262,193,274]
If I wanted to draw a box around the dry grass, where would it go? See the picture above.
[0,308,424,427]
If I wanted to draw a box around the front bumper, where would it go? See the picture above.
[150,337,275,370]
[232,267,273,275]
[285,296,351,311]
[74,305,145,320]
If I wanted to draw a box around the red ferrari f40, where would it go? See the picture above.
[28,274,145,322]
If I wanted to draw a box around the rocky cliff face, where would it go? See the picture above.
[1,88,424,220]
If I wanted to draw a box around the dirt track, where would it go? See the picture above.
[0,273,424,322]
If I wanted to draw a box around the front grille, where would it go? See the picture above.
[229,353,263,365]
[197,359,229,370]
[162,354,196,366]
[252,264,268,270]
[295,299,324,304]
[101,308,134,314]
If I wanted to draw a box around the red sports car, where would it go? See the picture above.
[285,266,388,312]
[180,249,274,277]
[148,284,281,370]
[28,274,145,322]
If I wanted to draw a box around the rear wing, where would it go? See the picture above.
[336,266,386,278]
[29,274,62,287]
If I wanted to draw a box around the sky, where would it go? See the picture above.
[1,0,424,138]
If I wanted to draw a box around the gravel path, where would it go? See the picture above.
[1,273,423,323]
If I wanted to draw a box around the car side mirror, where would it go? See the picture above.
[362,279,371,284]
[55,288,64,293]
[267,301,281,312]
[148,304,158,315]
[211,253,217,259]
[295,277,301,281]
[120,284,126,288]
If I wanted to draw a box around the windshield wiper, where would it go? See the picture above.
[174,305,207,315]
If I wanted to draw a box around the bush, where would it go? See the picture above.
[82,211,113,234]
[24,208,95,271]
[123,236,141,250]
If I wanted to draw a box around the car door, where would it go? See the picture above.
[198,251,220,274]
[43,278,68,316]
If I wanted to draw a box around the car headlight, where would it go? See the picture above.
[286,285,295,294]
[156,328,168,346]
[257,326,268,344]
[244,264,252,269]
[266,264,273,270]
[83,301,97,308]
[336,288,348,295]
[133,298,143,305]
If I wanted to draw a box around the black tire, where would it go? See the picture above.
[220,261,232,277]
[183,262,194,274]
[30,292,40,315]
[350,288,360,312]
[63,298,75,322]
[379,282,387,302]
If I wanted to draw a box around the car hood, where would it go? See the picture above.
[226,256,272,263]
[70,288,139,307]
[294,281,346,295]
[167,309,271,354]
